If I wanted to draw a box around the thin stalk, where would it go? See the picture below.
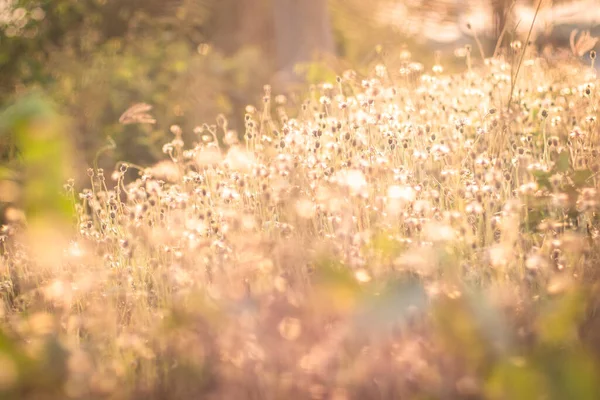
[468,23,486,61]
[493,0,517,59]
[508,0,543,110]
[94,136,117,172]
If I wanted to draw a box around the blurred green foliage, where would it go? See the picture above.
[0,93,74,232]
[0,323,69,400]
[0,0,446,170]
[0,0,272,168]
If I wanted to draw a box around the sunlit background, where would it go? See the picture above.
[1,1,600,399]
[1,0,598,168]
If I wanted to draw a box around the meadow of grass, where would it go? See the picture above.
[1,42,600,399]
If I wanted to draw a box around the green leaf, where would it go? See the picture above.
[487,359,545,400]
[531,170,551,190]
[555,151,570,173]
[370,231,405,259]
[0,167,16,180]
[538,291,586,345]
[571,169,594,187]
[312,258,362,314]
[433,295,488,369]
[523,209,545,232]
[536,347,600,400]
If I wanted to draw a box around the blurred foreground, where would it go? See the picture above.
[1,1,600,399]
[2,38,600,399]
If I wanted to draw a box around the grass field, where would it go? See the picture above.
[1,43,600,399]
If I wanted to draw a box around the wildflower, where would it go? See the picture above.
[148,161,180,182]
[225,146,256,171]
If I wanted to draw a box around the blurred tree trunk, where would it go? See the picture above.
[272,0,335,86]
[211,0,274,55]
[238,0,275,52]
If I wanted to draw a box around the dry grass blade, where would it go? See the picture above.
[507,0,543,110]
[570,29,599,57]
[118,103,156,125]
[467,22,486,61]
[493,0,517,59]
